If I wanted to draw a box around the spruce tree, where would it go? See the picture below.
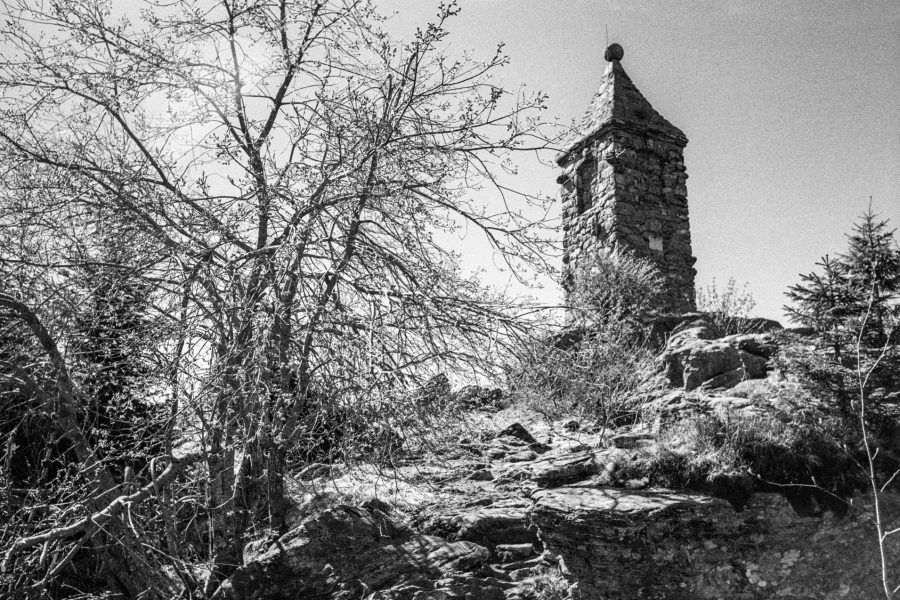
[785,255,854,360]
[841,209,900,342]
[786,208,900,356]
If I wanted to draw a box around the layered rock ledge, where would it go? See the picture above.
[531,486,887,599]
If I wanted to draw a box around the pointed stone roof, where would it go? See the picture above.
[557,45,687,164]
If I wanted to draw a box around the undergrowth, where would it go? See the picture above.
[508,248,665,430]
[507,322,663,430]
[625,405,862,511]
[696,277,760,336]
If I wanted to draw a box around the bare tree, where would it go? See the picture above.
[0,0,554,597]
[853,294,899,599]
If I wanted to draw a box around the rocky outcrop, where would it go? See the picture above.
[224,413,898,600]
[222,504,515,600]
[531,486,889,599]
[662,326,779,391]
[647,388,780,433]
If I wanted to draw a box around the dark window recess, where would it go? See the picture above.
[576,157,596,213]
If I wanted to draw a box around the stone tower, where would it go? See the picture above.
[557,43,696,313]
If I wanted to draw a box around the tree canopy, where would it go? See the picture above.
[0,1,555,597]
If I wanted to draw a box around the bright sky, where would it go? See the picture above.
[378,0,900,322]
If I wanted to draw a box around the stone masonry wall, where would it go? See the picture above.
[560,126,696,313]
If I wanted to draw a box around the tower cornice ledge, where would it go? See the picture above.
[555,119,688,166]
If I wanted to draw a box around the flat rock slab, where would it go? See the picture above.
[532,486,714,516]
[499,450,598,489]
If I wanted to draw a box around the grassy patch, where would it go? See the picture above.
[628,408,860,509]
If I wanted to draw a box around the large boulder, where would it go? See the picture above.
[530,486,891,600]
[663,328,778,391]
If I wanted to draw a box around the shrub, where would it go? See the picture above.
[509,321,663,429]
[567,247,664,321]
[696,277,758,336]
[510,249,664,428]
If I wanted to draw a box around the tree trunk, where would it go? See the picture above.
[267,445,287,533]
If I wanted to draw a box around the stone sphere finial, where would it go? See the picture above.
[604,43,624,62]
